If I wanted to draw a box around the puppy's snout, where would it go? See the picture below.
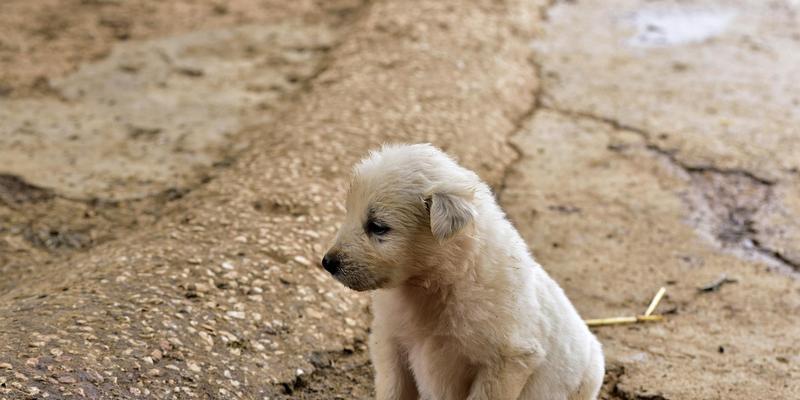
[321,252,342,275]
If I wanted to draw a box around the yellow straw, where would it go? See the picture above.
[585,287,667,327]
[644,287,667,316]
[585,315,663,327]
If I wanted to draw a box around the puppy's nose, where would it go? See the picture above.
[321,253,341,275]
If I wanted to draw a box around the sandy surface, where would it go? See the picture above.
[506,1,800,398]
[1,0,799,399]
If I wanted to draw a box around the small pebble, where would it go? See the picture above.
[227,311,246,319]
[187,362,202,373]
[293,256,311,266]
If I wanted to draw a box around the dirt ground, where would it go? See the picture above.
[1,0,799,399]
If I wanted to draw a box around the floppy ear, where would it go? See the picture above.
[428,192,475,242]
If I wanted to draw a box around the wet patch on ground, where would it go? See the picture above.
[683,170,799,274]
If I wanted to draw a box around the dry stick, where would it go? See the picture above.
[585,315,663,327]
[644,287,667,316]
[585,287,667,327]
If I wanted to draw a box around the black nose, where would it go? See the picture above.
[321,253,341,275]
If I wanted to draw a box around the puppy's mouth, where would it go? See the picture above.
[332,265,387,292]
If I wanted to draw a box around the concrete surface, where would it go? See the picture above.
[1,0,798,399]
[503,1,800,398]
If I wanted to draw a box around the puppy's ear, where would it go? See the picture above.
[428,192,475,242]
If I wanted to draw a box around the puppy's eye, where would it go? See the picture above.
[366,220,391,236]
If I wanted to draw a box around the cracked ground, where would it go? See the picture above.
[1,0,799,399]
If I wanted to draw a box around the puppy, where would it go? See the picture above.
[322,144,604,400]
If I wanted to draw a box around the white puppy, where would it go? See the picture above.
[322,144,604,400]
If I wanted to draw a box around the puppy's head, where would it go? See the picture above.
[322,144,480,291]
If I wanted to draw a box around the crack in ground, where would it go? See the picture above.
[495,1,558,202]
[537,107,775,184]
[505,20,799,273]
[540,107,799,273]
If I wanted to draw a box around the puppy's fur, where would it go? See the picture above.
[324,144,604,400]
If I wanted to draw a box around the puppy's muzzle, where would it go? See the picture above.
[321,252,342,275]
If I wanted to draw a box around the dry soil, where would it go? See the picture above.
[1,0,798,399]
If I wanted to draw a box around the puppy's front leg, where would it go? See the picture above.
[370,333,418,400]
[466,357,534,400]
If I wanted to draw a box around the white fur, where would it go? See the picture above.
[325,144,604,400]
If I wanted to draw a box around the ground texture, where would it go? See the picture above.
[1,0,799,399]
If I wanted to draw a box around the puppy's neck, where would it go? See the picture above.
[403,232,479,296]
